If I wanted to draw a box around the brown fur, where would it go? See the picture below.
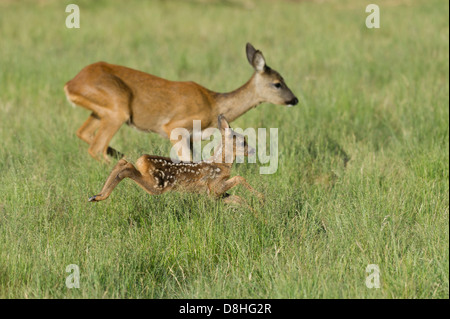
[65,43,297,162]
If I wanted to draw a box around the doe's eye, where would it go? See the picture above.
[273,82,282,89]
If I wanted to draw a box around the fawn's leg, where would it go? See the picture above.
[89,159,157,202]
[89,159,133,201]
[222,194,266,222]
[222,194,248,206]
[214,176,264,203]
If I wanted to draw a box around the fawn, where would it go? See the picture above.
[88,115,264,206]
[64,43,297,162]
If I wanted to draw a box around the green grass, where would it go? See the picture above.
[0,0,448,298]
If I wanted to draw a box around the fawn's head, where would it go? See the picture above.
[217,114,255,163]
[246,43,298,107]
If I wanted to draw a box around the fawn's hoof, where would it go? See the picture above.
[88,195,99,202]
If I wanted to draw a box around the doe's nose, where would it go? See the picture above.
[286,97,299,106]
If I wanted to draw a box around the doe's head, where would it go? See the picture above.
[246,42,298,107]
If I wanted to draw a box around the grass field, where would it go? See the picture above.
[0,0,448,298]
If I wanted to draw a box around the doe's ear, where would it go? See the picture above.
[246,43,266,72]
[218,114,230,131]
[246,43,257,66]
[252,51,266,72]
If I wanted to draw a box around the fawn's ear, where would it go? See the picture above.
[218,114,230,131]
[246,43,266,72]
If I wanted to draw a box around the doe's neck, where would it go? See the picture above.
[213,74,261,122]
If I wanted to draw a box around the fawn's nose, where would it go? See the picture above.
[286,97,298,107]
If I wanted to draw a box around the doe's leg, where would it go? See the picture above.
[76,113,123,159]
[68,75,131,162]
[76,113,100,144]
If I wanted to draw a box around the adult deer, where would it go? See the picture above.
[88,115,263,206]
[64,43,298,162]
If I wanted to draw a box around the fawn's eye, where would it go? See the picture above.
[273,82,282,89]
